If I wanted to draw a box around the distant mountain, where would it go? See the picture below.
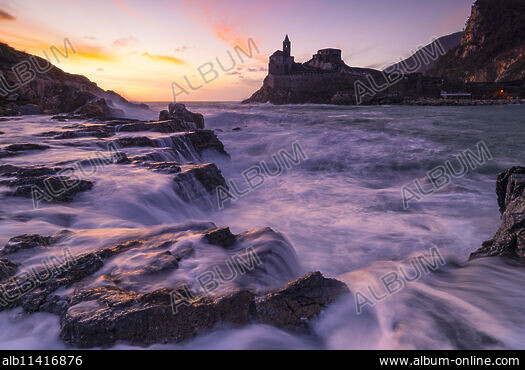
[0,42,149,117]
[387,32,464,74]
[428,0,525,82]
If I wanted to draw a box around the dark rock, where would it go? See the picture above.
[173,164,227,202]
[471,167,525,261]
[204,227,236,248]
[74,99,123,119]
[12,176,94,203]
[495,166,525,214]
[0,258,18,282]
[59,287,253,348]
[4,143,50,152]
[187,130,228,156]
[58,271,348,348]
[1,234,51,255]
[254,272,350,329]
[113,136,155,148]
[168,103,205,129]
[141,162,182,174]
[0,42,149,116]
[17,104,43,115]
[159,110,170,121]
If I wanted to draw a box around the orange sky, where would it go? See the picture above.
[0,0,473,102]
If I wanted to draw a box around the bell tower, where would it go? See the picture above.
[283,35,291,58]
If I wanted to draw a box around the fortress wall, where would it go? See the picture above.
[267,73,357,93]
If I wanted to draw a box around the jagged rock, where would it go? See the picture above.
[74,99,123,119]
[58,271,348,348]
[168,103,205,129]
[0,258,18,282]
[0,42,149,116]
[1,234,51,255]
[471,167,525,261]
[254,272,350,329]
[204,227,236,248]
[60,287,253,348]
[187,130,228,156]
[173,164,227,202]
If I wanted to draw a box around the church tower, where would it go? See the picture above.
[283,35,291,58]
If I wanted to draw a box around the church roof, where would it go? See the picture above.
[284,35,290,42]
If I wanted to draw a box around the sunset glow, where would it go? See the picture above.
[0,0,473,102]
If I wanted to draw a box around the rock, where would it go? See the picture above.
[159,110,170,121]
[4,143,50,152]
[254,272,350,329]
[167,103,205,129]
[0,42,149,116]
[11,176,94,203]
[173,164,227,202]
[0,258,18,282]
[58,271,348,348]
[1,234,51,255]
[0,131,4,135]
[74,99,123,119]
[17,104,43,115]
[471,167,525,261]
[59,287,254,348]
[204,227,236,248]
[186,130,228,156]
[495,166,525,214]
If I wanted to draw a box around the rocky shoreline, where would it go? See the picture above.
[1,97,525,347]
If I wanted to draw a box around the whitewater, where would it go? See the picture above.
[1,102,524,350]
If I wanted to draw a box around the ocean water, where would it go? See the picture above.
[1,103,525,350]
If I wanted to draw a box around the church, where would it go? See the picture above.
[268,35,344,75]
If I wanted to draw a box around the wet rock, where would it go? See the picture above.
[17,104,43,115]
[0,131,4,135]
[159,110,170,121]
[74,99,122,119]
[0,258,18,282]
[60,287,253,348]
[168,103,205,129]
[173,164,227,202]
[117,120,195,134]
[113,136,155,148]
[0,252,104,313]
[141,162,182,174]
[12,176,94,203]
[1,234,51,255]
[58,271,348,348]
[471,167,525,261]
[187,130,228,156]
[254,272,350,329]
[204,227,236,248]
[4,143,50,152]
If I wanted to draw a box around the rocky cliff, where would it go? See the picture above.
[428,0,525,82]
[471,167,525,262]
[389,32,464,74]
[0,42,150,118]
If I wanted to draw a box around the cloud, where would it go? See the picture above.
[182,0,266,63]
[113,36,138,47]
[142,52,186,65]
[0,9,15,20]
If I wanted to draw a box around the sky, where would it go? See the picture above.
[0,0,474,102]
